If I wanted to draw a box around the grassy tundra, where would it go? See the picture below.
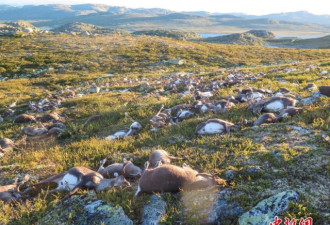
[0,34,329,224]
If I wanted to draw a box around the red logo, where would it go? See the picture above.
[270,216,282,225]
[269,217,313,225]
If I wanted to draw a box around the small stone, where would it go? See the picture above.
[247,166,261,173]
[142,194,166,225]
[225,170,236,181]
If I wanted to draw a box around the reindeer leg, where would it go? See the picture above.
[124,112,136,123]
[61,186,80,202]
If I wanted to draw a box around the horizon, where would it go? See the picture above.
[1,0,329,16]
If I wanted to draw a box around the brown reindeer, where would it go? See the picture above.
[135,163,223,196]
[0,175,30,204]
[27,167,130,201]
[97,158,142,178]
[248,96,297,114]
[148,150,182,168]
[13,114,36,124]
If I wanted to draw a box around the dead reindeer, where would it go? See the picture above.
[195,119,240,135]
[83,114,102,127]
[124,112,142,136]
[47,127,64,136]
[0,175,30,204]
[148,150,182,168]
[174,109,194,123]
[303,83,318,91]
[38,112,62,123]
[193,99,214,113]
[278,107,304,118]
[135,163,223,196]
[248,96,297,114]
[194,90,213,100]
[98,158,142,178]
[106,113,142,140]
[2,108,15,118]
[14,114,36,124]
[319,85,330,97]
[150,105,174,131]
[163,104,194,123]
[213,99,235,111]
[164,104,193,118]
[0,138,15,153]
[27,167,130,201]
[22,123,48,136]
[253,113,280,126]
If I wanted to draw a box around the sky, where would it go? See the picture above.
[1,0,329,15]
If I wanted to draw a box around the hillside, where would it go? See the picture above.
[266,35,330,49]
[198,30,275,45]
[132,29,201,40]
[0,20,41,36]
[52,22,129,35]
[0,34,329,224]
[0,4,329,35]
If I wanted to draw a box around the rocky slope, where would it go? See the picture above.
[199,30,275,45]
[52,22,129,36]
[0,20,41,36]
[132,29,201,40]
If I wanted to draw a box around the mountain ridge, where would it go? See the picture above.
[0,4,329,35]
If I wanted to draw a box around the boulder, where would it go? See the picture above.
[142,194,166,225]
[238,190,299,225]
[38,193,133,225]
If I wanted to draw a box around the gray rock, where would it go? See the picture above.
[238,190,299,225]
[247,166,261,173]
[225,170,236,181]
[38,193,133,225]
[206,189,243,224]
[142,194,166,225]
[289,126,310,134]
[301,96,319,105]
[208,199,243,224]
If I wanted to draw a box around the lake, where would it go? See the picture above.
[200,33,324,39]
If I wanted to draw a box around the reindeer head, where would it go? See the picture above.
[196,173,226,187]
[113,173,130,187]
[122,159,142,178]
[126,122,142,136]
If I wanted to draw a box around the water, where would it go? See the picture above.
[40,27,53,31]
[200,33,227,38]
[200,33,324,39]
[275,35,322,39]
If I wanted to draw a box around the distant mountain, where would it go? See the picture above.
[0,4,172,21]
[181,11,330,26]
[0,5,329,35]
[258,11,330,26]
